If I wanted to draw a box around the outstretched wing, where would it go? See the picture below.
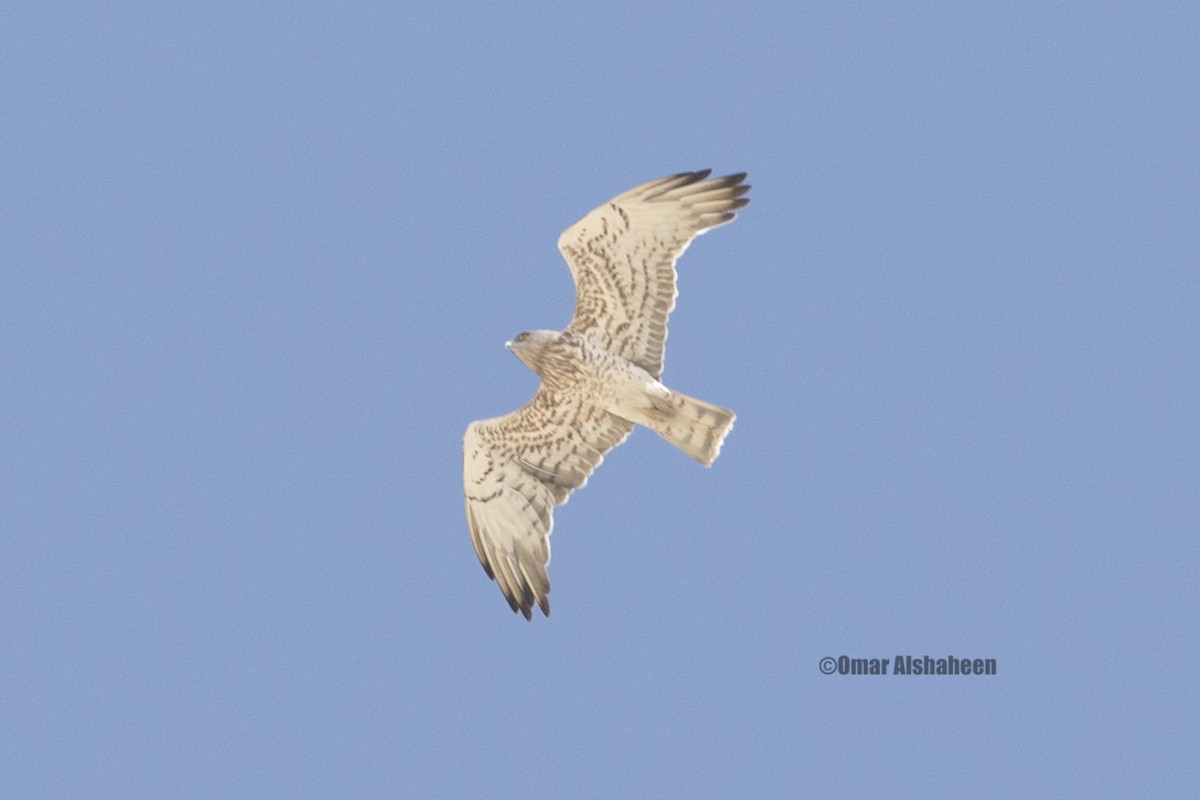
[463,388,634,619]
[557,170,750,378]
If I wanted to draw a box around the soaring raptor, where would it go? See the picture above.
[463,170,749,618]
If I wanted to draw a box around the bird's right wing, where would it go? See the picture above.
[463,388,633,619]
[557,170,750,378]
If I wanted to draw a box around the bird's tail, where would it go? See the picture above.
[646,391,735,466]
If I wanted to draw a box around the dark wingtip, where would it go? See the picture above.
[671,169,747,189]
[502,592,520,614]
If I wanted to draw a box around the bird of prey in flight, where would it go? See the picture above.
[463,170,749,618]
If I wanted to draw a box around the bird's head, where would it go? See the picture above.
[505,330,561,375]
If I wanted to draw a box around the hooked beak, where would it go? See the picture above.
[504,340,513,350]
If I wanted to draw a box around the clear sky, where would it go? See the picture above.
[3,2,1197,797]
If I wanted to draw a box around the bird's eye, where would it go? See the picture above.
[516,332,529,342]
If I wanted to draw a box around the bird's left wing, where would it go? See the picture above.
[463,388,633,619]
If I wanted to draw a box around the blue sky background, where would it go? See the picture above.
[3,2,1197,797]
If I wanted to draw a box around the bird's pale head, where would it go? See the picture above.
[505,330,567,379]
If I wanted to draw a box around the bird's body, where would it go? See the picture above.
[506,328,735,465]
[463,170,750,618]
